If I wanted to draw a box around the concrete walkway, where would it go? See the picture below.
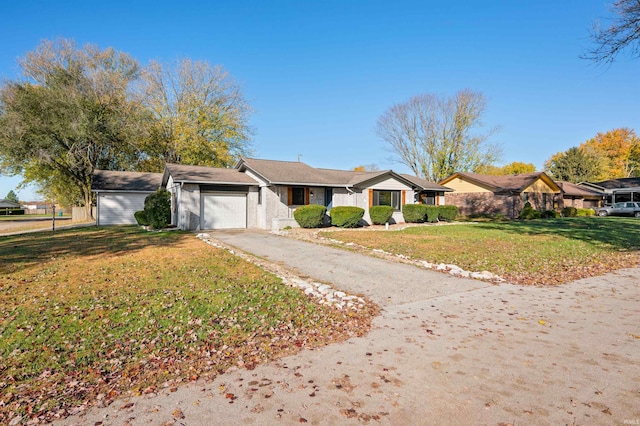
[59,230,640,425]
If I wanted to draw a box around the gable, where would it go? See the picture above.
[524,178,560,194]
[443,176,494,193]
[362,175,413,191]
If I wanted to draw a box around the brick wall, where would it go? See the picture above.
[446,193,523,218]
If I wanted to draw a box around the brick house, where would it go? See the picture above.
[439,172,562,218]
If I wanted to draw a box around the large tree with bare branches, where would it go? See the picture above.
[376,89,501,182]
[584,0,640,63]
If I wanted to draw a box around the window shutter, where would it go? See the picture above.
[401,190,406,206]
[436,193,440,206]
[288,187,293,206]
[305,188,310,205]
[369,189,373,207]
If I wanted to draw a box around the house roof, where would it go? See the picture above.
[163,163,258,186]
[0,199,22,208]
[556,181,603,198]
[91,170,163,192]
[400,174,453,192]
[585,177,640,191]
[439,172,561,193]
[235,158,452,190]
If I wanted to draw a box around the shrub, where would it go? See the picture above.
[542,210,560,219]
[293,204,327,228]
[561,207,578,217]
[369,205,394,225]
[0,208,25,216]
[425,206,439,223]
[330,206,364,228]
[519,202,541,220]
[437,205,458,221]
[144,189,171,229]
[402,204,428,223]
[134,210,149,226]
[577,208,594,217]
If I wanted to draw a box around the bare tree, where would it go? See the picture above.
[376,89,501,182]
[584,0,640,63]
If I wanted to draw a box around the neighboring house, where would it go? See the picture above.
[92,170,163,225]
[162,158,452,230]
[439,172,561,218]
[0,199,22,209]
[580,178,640,205]
[555,181,603,210]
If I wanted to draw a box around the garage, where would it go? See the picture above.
[97,193,150,225]
[91,170,163,226]
[201,192,247,229]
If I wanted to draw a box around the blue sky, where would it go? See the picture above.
[1,0,638,200]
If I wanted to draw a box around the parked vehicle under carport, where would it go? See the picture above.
[595,202,640,217]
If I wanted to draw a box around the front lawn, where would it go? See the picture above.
[321,217,640,285]
[0,227,373,424]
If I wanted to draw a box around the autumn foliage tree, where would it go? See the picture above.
[582,128,640,178]
[477,161,536,175]
[544,147,601,183]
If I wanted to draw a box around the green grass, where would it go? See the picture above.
[322,217,640,285]
[0,227,373,423]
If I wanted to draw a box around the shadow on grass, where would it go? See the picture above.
[0,226,186,274]
[475,217,640,251]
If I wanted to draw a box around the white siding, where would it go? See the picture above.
[97,192,150,225]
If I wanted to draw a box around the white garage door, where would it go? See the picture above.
[98,193,149,225]
[201,192,247,229]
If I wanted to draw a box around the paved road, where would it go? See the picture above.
[58,230,640,426]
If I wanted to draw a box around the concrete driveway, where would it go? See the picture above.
[59,230,640,425]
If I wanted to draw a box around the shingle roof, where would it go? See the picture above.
[588,177,640,190]
[556,181,603,197]
[400,174,453,191]
[0,199,22,208]
[164,163,258,185]
[441,172,560,193]
[237,158,447,189]
[91,170,163,192]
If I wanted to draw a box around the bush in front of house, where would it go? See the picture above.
[144,189,171,229]
[369,205,394,225]
[542,210,560,219]
[561,207,578,217]
[437,205,458,221]
[330,206,364,228]
[293,204,327,228]
[425,206,439,223]
[402,204,428,223]
[134,210,150,226]
[519,202,541,220]
[577,208,594,216]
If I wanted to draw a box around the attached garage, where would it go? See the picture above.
[91,170,163,226]
[201,192,247,229]
[97,193,150,225]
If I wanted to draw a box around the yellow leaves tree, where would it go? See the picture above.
[580,128,640,179]
[137,59,253,171]
[477,161,536,175]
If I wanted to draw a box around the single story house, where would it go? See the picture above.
[0,199,22,209]
[439,172,562,218]
[160,158,452,230]
[555,181,603,210]
[92,170,163,225]
[580,178,640,205]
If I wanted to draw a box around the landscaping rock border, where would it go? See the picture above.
[197,233,368,311]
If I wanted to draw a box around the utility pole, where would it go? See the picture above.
[52,203,56,233]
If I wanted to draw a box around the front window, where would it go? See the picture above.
[291,187,305,205]
[373,190,401,210]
